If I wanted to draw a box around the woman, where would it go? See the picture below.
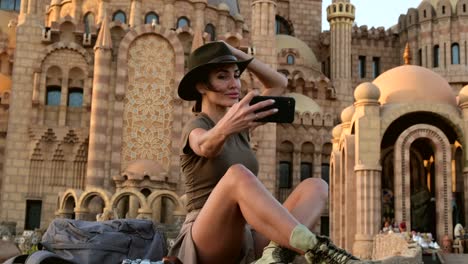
[169,41,363,264]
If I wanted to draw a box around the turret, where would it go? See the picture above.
[327,0,355,102]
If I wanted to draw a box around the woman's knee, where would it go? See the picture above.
[301,177,329,200]
[223,164,257,189]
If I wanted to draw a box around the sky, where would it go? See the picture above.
[322,0,423,30]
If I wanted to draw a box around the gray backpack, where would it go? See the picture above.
[3,218,168,264]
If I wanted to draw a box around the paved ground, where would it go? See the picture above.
[438,253,468,264]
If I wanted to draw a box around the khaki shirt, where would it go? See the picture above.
[180,113,259,212]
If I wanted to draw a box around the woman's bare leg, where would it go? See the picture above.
[253,178,329,257]
[191,164,301,263]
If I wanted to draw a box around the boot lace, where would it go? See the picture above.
[306,235,359,264]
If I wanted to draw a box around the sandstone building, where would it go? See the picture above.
[0,0,467,258]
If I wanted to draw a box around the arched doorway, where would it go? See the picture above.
[409,138,436,237]
[394,124,453,241]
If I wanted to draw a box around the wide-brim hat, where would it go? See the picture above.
[178,42,253,101]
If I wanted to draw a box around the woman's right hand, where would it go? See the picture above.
[216,91,277,135]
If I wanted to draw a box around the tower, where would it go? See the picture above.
[327,0,355,103]
[250,0,279,192]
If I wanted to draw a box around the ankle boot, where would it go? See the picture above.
[251,241,297,264]
[289,225,376,264]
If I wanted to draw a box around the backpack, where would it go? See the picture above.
[3,218,168,264]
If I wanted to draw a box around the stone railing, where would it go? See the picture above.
[372,233,423,264]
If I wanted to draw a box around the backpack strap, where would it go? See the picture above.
[24,251,75,264]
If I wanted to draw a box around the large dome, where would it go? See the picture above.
[285,92,321,114]
[373,65,457,106]
[276,35,319,68]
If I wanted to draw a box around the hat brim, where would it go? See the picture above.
[177,58,253,101]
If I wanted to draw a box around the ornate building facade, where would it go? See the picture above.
[0,0,467,258]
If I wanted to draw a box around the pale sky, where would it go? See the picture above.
[322,0,423,30]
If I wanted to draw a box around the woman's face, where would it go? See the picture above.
[198,63,241,108]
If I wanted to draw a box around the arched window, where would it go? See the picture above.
[83,12,95,34]
[442,6,446,14]
[452,43,460,64]
[145,12,159,24]
[424,10,427,18]
[286,54,295,65]
[275,16,292,35]
[204,23,216,41]
[279,161,292,188]
[46,86,61,106]
[68,88,83,107]
[339,4,343,12]
[113,11,126,24]
[177,17,190,28]
[433,45,440,67]
[345,4,349,12]
[464,4,467,13]
[0,0,20,11]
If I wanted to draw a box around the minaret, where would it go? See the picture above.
[327,0,355,102]
[85,14,112,188]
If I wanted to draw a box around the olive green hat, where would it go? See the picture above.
[177,42,253,101]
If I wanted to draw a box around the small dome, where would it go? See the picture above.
[122,159,166,181]
[373,65,456,107]
[332,124,343,139]
[276,35,319,68]
[341,105,355,123]
[218,3,230,11]
[354,82,380,101]
[208,0,240,15]
[459,85,468,105]
[285,92,322,114]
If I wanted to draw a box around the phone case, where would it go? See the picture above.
[250,96,295,123]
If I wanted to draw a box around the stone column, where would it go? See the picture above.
[129,0,142,27]
[250,0,278,192]
[85,16,112,188]
[352,82,382,259]
[217,4,230,35]
[193,0,206,32]
[327,0,354,103]
[97,0,109,25]
[58,72,69,126]
[72,0,83,20]
[163,0,176,30]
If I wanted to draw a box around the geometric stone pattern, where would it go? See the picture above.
[122,35,175,169]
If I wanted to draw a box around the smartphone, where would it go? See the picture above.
[249,96,295,123]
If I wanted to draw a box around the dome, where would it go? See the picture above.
[332,124,343,139]
[373,65,456,106]
[459,85,468,105]
[276,35,319,68]
[340,105,355,123]
[420,0,458,12]
[121,159,166,181]
[208,0,240,15]
[285,92,322,114]
[218,3,230,11]
[354,82,380,101]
